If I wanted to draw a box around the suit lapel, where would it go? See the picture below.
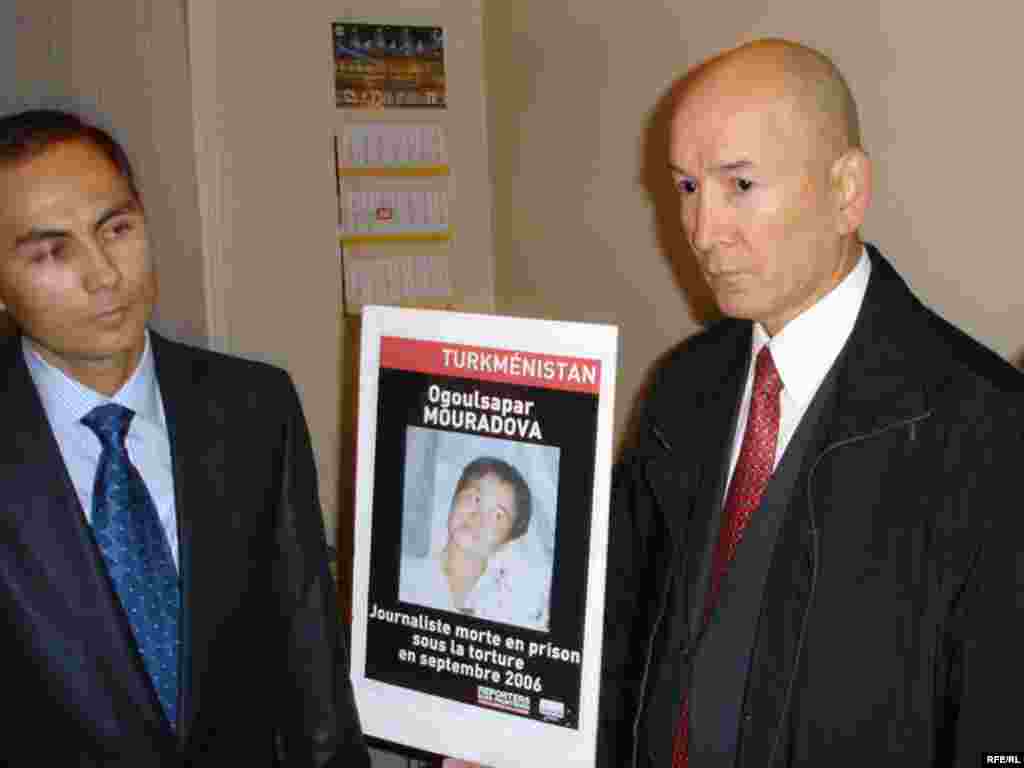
[152,334,229,746]
[0,338,170,739]
[684,338,748,643]
[633,326,750,766]
[642,324,751,649]
[821,245,935,447]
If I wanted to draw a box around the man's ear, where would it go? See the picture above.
[831,148,871,236]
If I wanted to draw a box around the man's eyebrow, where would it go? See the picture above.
[14,228,67,248]
[12,200,141,249]
[714,160,755,173]
[95,200,141,230]
[667,160,756,176]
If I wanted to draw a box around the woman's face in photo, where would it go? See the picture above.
[447,472,517,559]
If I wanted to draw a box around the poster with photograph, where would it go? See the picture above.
[333,22,446,108]
[352,307,618,767]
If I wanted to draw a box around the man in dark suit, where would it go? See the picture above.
[0,110,370,766]
[600,39,1024,766]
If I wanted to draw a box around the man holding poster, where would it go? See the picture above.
[601,38,1024,767]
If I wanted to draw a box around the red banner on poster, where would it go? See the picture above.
[380,337,601,394]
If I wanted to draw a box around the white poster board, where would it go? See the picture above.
[351,306,618,767]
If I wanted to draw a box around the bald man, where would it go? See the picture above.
[601,39,1024,766]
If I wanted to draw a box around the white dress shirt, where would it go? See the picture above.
[24,331,179,569]
[725,247,872,490]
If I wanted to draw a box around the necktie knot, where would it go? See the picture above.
[82,403,135,449]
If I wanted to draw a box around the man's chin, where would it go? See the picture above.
[56,334,147,369]
[711,291,775,325]
[713,299,757,323]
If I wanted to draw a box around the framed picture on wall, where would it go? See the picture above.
[333,22,446,109]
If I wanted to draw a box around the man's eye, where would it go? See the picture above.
[26,241,64,264]
[734,178,754,193]
[104,217,137,238]
[677,178,697,195]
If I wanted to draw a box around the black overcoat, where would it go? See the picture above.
[600,245,1024,767]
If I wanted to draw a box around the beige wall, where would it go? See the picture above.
[0,0,15,342]
[8,4,72,106]
[1,3,15,106]
[8,0,495,559]
[5,3,72,337]
[332,0,496,314]
[184,1,345,547]
[326,2,496,603]
[11,0,207,346]
[11,0,357,547]
[187,0,496,556]
[484,2,1024,447]
[16,0,1024,557]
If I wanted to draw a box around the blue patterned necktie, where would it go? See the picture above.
[82,403,180,729]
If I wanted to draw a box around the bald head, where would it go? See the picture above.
[667,38,872,335]
[680,39,861,158]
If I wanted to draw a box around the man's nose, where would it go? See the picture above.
[82,240,122,293]
[688,189,730,255]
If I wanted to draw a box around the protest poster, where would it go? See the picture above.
[351,306,617,767]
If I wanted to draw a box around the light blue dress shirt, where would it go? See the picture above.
[24,332,179,569]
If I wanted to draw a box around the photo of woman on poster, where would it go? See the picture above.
[399,431,557,632]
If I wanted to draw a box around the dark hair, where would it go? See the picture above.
[0,109,140,202]
[453,456,533,543]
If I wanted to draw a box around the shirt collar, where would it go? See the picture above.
[754,246,872,407]
[23,330,164,429]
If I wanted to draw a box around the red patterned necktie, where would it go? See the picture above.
[671,344,782,767]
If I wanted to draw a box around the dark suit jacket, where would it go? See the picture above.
[601,245,1024,766]
[0,332,370,767]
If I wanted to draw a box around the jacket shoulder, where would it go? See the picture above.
[152,333,293,387]
[150,333,300,419]
[864,243,1024,399]
[616,317,747,469]
[647,318,748,397]
[917,307,1024,396]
